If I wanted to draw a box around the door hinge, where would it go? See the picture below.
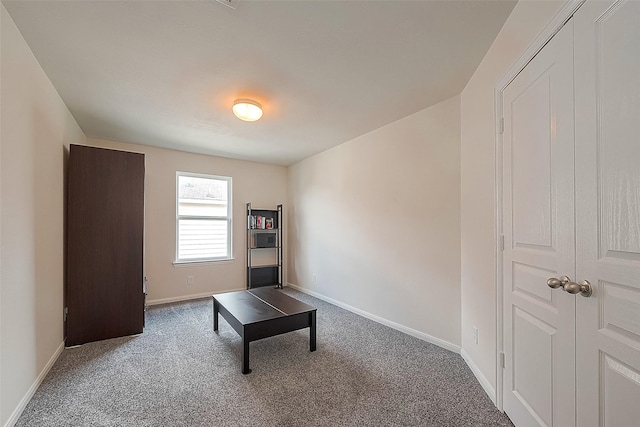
[498,117,504,134]
[64,307,68,322]
[500,352,505,369]
[499,235,505,251]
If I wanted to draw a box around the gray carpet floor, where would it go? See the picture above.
[17,288,513,426]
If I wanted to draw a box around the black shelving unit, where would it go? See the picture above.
[246,203,283,289]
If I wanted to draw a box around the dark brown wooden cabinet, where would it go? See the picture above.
[66,144,145,346]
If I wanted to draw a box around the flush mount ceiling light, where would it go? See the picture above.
[232,99,263,122]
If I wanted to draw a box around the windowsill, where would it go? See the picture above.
[173,258,234,267]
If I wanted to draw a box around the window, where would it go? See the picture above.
[176,172,232,262]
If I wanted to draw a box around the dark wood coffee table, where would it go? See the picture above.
[212,288,317,374]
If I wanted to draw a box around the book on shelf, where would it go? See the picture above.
[247,215,275,230]
[248,214,273,230]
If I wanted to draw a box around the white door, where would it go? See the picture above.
[501,20,576,427]
[502,1,640,426]
[574,1,640,425]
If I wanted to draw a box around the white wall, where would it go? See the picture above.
[460,0,566,401]
[0,5,86,426]
[288,96,461,348]
[87,138,288,304]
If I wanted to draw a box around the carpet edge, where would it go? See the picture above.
[461,348,497,405]
[286,282,461,353]
[4,340,64,427]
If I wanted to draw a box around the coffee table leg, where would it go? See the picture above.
[310,311,317,352]
[242,333,251,374]
[213,297,219,332]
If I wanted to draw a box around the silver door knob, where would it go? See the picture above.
[562,279,592,297]
[547,275,571,289]
[547,277,563,289]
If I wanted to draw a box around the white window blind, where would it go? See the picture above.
[176,173,232,262]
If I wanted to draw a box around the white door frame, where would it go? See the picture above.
[493,0,585,411]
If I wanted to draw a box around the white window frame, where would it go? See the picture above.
[175,171,233,264]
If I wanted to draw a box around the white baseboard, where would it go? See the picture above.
[286,283,499,406]
[146,287,245,306]
[4,341,64,427]
[461,348,496,405]
[286,282,461,354]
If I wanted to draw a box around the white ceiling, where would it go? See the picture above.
[3,0,516,166]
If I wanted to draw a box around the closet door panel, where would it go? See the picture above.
[575,1,640,425]
[501,20,576,427]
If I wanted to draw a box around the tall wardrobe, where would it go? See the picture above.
[66,144,145,346]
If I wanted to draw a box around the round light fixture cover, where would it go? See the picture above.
[232,99,263,122]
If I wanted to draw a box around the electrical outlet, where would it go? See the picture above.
[187,276,194,286]
[473,327,479,345]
